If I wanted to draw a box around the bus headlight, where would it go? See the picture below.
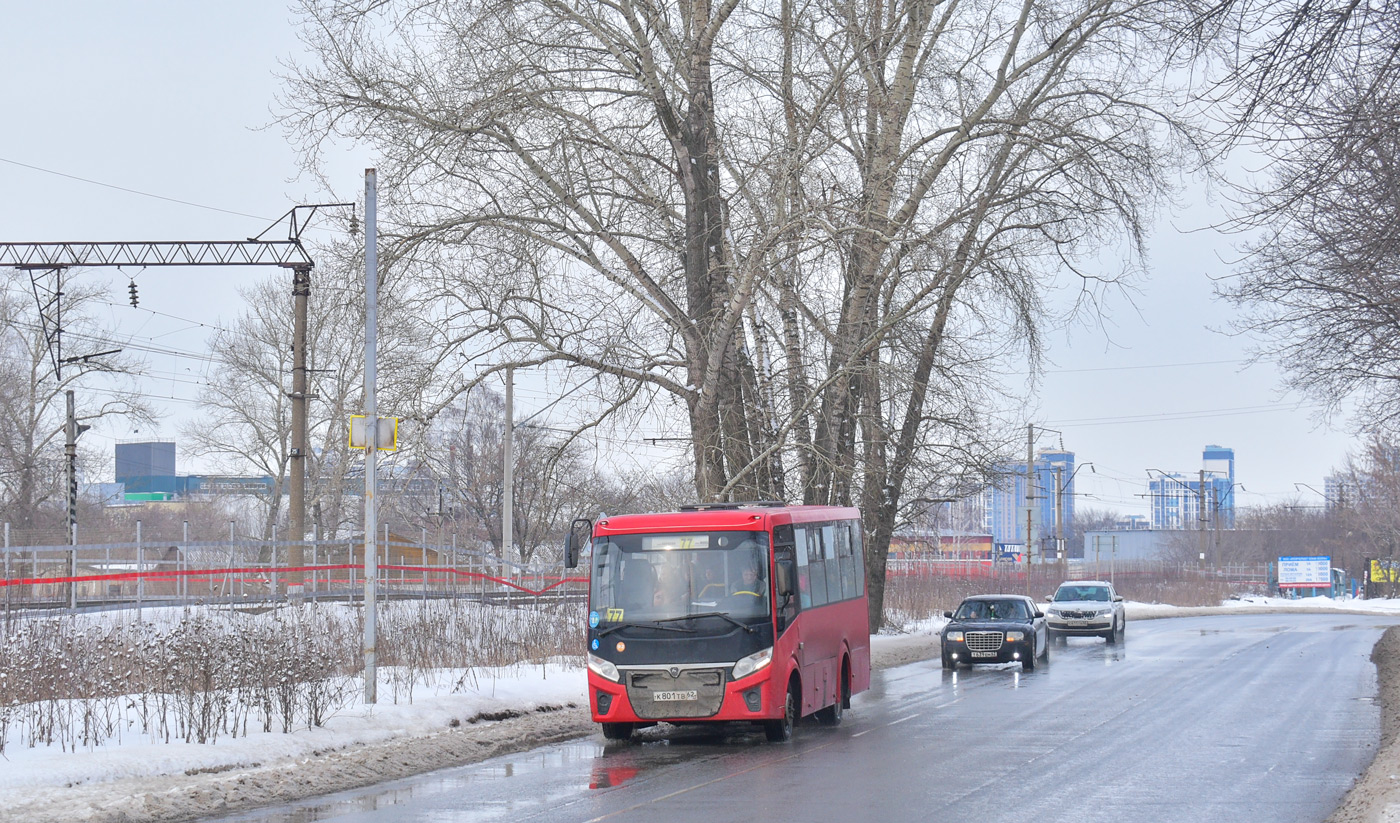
[588,653,620,682]
[732,647,773,680]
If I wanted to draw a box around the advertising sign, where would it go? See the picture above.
[1278,555,1331,589]
[1370,559,1400,584]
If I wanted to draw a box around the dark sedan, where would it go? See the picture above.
[941,594,1049,671]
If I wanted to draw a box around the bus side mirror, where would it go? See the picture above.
[564,518,592,569]
[775,557,795,598]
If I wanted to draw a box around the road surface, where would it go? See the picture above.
[218,613,1388,823]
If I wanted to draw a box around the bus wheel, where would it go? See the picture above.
[765,680,799,742]
[601,722,634,741]
[817,664,848,726]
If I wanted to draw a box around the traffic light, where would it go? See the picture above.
[128,279,138,307]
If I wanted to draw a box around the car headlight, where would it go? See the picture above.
[1096,607,1113,616]
[1005,631,1025,642]
[946,631,964,642]
[732,647,773,680]
[588,653,620,682]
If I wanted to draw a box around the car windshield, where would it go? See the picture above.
[955,599,1028,620]
[590,530,771,623]
[1055,586,1109,602]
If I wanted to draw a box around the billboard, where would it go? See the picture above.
[1278,555,1331,589]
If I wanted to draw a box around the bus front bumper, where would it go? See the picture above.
[589,665,778,724]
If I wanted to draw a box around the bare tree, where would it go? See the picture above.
[0,280,152,534]
[737,0,1198,624]
[283,0,1201,628]
[1202,1,1400,434]
[185,258,443,541]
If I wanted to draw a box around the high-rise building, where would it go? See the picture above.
[1323,474,1353,509]
[985,449,1076,557]
[1148,445,1236,530]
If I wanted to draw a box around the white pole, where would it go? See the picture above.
[363,168,379,705]
[181,520,188,604]
[312,524,319,602]
[504,367,514,581]
[136,520,144,622]
[271,524,278,603]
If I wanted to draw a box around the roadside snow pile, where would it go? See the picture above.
[1126,594,1400,620]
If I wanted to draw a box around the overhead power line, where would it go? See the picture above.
[0,156,272,222]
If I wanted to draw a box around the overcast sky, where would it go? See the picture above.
[0,1,1358,517]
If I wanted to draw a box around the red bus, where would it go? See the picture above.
[564,502,871,742]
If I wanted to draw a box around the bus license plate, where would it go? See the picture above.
[970,651,997,658]
[653,690,697,701]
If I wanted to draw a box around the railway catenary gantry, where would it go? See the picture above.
[1,203,351,597]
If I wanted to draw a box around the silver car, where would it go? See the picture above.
[1044,580,1125,644]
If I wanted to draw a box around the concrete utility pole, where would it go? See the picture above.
[1054,465,1064,563]
[64,390,87,609]
[288,264,312,599]
[1025,424,1036,596]
[1198,469,1207,565]
[363,169,379,705]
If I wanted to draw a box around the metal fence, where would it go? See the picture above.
[886,556,1272,592]
[0,530,586,615]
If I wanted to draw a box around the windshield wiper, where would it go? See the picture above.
[653,612,756,633]
[596,621,697,638]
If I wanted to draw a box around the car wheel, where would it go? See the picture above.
[1047,629,1061,645]
[601,722,634,741]
[942,647,954,670]
[1022,647,1035,671]
[1105,619,1119,645]
[765,679,799,742]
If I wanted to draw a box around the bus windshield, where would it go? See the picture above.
[590,530,771,623]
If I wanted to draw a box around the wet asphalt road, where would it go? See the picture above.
[217,613,1392,823]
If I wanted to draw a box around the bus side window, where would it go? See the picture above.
[821,524,841,602]
[834,522,856,600]
[849,522,865,597]
[794,526,812,609]
[807,526,828,607]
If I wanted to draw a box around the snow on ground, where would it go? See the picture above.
[1127,594,1400,620]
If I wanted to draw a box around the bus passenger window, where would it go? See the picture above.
[822,524,841,602]
[849,522,865,597]
[794,526,812,609]
[807,527,828,606]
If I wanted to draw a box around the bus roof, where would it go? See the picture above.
[595,504,860,534]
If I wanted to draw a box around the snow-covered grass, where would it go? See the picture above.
[0,599,586,759]
[0,660,587,792]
